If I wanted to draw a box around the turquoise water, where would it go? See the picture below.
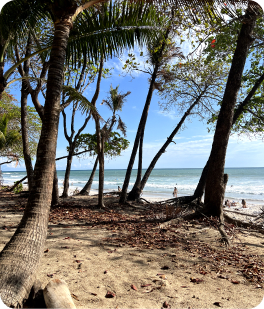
[1,167,263,204]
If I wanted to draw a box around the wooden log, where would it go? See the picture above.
[43,279,76,309]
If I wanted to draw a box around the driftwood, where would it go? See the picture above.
[43,279,76,309]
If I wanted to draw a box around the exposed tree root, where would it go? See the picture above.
[224,214,264,234]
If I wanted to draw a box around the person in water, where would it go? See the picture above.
[173,187,178,198]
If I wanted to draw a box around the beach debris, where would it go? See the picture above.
[162,301,171,308]
[91,293,97,296]
[161,265,170,270]
[44,248,49,253]
[190,277,203,283]
[131,284,138,291]
[104,270,108,274]
[141,284,152,287]
[213,302,222,307]
[105,291,115,298]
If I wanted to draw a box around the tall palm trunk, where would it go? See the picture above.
[0,14,73,307]
[79,155,99,195]
[204,9,256,217]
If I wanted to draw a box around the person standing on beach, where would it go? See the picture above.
[173,187,178,198]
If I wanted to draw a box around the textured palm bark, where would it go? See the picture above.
[0,14,73,307]
[204,10,256,217]
[79,156,99,195]
[62,146,74,198]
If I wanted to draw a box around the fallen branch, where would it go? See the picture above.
[224,214,264,234]
[224,209,258,217]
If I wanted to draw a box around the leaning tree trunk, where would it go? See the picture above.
[79,156,99,195]
[127,133,144,200]
[204,9,256,217]
[119,63,159,203]
[0,13,73,307]
[129,94,202,201]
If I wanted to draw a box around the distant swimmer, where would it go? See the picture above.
[173,187,178,198]
[242,199,247,208]
[118,186,121,192]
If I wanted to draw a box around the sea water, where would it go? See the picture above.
[1,167,263,205]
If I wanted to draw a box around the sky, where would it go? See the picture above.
[1,0,264,172]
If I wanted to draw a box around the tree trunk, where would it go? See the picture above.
[21,35,34,192]
[127,133,144,200]
[0,60,6,97]
[52,169,59,206]
[129,96,202,201]
[204,10,256,217]
[62,146,74,198]
[0,12,73,307]
[120,25,172,204]
[79,155,99,195]
[119,63,159,203]
[95,117,105,207]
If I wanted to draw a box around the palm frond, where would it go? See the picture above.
[117,116,127,136]
[62,85,97,115]
[67,0,163,64]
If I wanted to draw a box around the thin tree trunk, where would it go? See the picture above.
[204,10,256,217]
[95,118,105,207]
[62,147,74,198]
[79,156,99,195]
[119,63,159,203]
[21,35,34,192]
[120,26,172,204]
[129,94,202,201]
[0,13,73,306]
[127,133,144,200]
[52,169,59,206]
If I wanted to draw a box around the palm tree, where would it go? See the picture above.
[94,84,130,207]
[0,0,260,306]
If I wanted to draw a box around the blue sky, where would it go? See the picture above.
[1,0,264,171]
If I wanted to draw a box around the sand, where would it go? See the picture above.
[0,190,264,309]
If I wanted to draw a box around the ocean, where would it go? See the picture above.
[1,167,263,205]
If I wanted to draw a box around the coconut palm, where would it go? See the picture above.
[0,0,261,306]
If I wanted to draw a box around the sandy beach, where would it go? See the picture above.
[1,188,264,308]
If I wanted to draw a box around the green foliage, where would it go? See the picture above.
[0,92,41,161]
[13,181,23,194]
[204,14,264,135]
[73,131,129,158]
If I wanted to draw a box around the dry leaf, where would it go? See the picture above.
[47,274,54,278]
[44,249,49,253]
[104,270,108,274]
[231,279,240,284]
[131,284,137,291]
[91,293,97,296]
[163,301,171,308]
[71,294,79,301]
[213,302,222,307]
[141,284,152,287]
[105,291,115,298]
[159,275,167,280]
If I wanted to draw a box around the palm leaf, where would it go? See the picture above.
[62,85,98,115]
